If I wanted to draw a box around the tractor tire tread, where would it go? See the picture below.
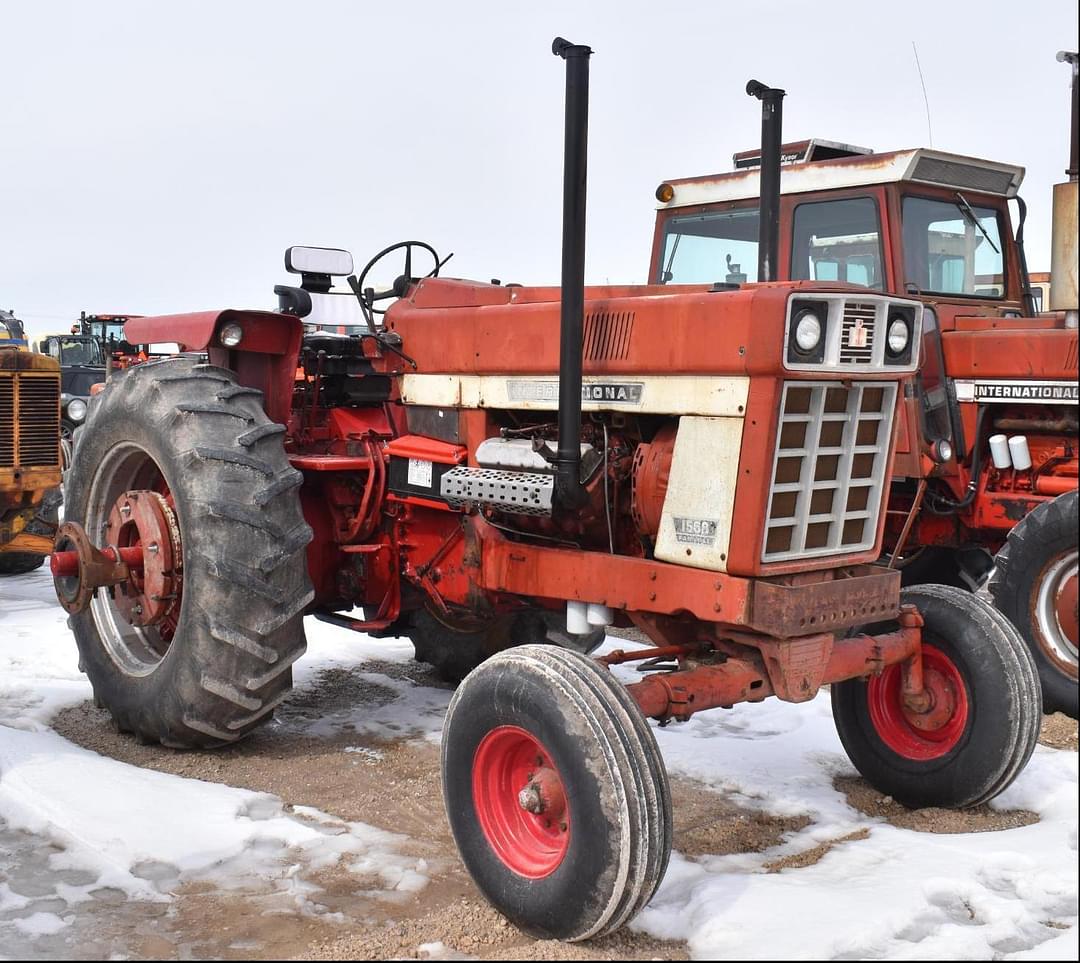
[66,358,312,748]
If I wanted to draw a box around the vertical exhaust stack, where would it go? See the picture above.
[1051,51,1078,328]
[552,37,593,508]
[746,80,786,283]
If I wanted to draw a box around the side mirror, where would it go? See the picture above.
[284,246,354,277]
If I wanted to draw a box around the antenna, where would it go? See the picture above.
[911,41,933,147]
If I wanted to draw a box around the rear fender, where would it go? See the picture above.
[125,310,302,425]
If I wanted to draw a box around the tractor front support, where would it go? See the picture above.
[606,605,929,723]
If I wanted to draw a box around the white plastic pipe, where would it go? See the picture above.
[566,600,590,635]
[1008,435,1033,471]
[989,434,1012,469]
[586,603,614,627]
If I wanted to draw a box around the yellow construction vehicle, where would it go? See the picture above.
[1,308,62,575]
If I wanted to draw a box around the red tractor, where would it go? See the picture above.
[76,311,151,369]
[648,53,1079,719]
[52,41,1042,941]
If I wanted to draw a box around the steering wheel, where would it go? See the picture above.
[351,241,446,327]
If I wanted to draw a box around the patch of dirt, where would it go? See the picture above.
[1039,712,1078,751]
[53,663,693,960]
[672,777,810,857]
[53,663,450,839]
[55,657,1067,960]
[764,828,871,872]
[303,894,688,961]
[834,776,1040,833]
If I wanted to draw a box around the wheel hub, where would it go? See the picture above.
[52,489,183,630]
[472,726,571,879]
[902,666,959,732]
[517,765,567,822]
[1035,551,1079,673]
[867,643,969,761]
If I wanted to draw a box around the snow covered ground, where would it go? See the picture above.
[1,565,1077,960]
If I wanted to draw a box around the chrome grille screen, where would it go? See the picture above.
[839,302,876,365]
[763,381,896,563]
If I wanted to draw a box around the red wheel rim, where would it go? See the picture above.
[867,644,969,761]
[472,726,570,879]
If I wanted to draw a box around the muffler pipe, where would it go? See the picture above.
[552,36,592,508]
[746,79,786,283]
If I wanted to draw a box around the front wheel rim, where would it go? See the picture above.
[1034,550,1079,677]
[472,726,571,879]
[867,644,970,760]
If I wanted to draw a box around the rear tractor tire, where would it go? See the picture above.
[442,645,671,941]
[989,490,1078,719]
[62,358,313,747]
[408,607,605,683]
[832,585,1042,809]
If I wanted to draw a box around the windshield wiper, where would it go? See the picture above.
[660,233,682,283]
[954,192,999,255]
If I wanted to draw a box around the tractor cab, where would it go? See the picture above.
[650,142,1028,322]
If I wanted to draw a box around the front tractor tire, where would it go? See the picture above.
[64,359,313,747]
[832,585,1042,809]
[442,645,671,942]
[989,490,1078,719]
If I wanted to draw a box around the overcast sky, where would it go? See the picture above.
[2,0,1076,337]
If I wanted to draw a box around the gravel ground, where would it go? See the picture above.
[50,665,1077,961]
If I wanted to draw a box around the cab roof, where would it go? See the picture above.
[657,148,1025,210]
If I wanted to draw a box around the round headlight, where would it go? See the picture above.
[67,398,88,422]
[932,438,954,463]
[887,317,910,355]
[219,322,244,347]
[794,311,823,353]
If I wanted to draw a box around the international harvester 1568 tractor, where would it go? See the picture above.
[1,309,62,575]
[648,52,1079,719]
[51,41,1042,940]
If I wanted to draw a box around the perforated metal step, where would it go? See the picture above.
[440,466,554,515]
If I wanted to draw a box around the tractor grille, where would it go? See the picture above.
[1,374,61,469]
[763,381,896,563]
[0,378,13,467]
[839,303,877,365]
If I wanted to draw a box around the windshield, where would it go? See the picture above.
[791,196,884,289]
[902,195,1006,298]
[48,337,105,366]
[657,207,760,284]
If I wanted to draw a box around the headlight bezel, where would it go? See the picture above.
[883,306,917,366]
[66,397,88,422]
[786,299,830,365]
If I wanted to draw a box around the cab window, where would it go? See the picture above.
[902,195,1005,298]
[657,207,760,284]
[790,196,884,289]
